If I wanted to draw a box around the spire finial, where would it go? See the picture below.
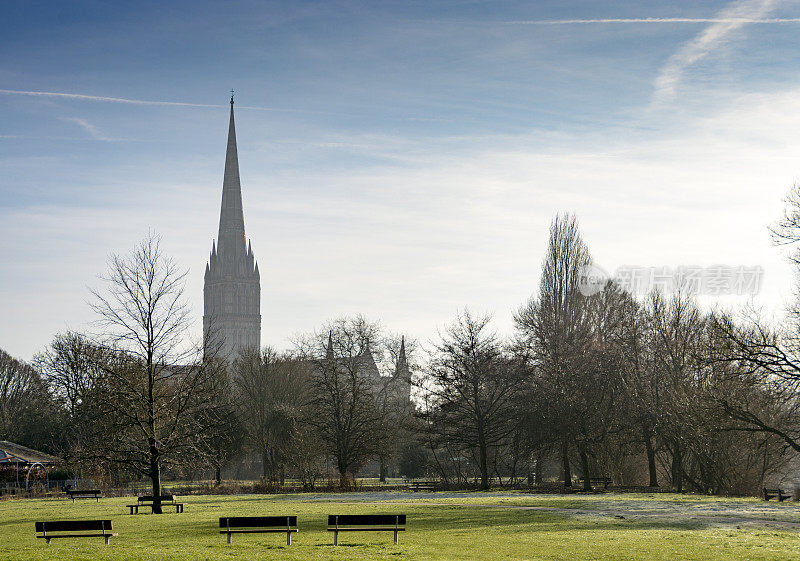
[230,89,235,105]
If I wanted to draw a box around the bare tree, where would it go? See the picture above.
[194,357,242,485]
[770,181,800,266]
[85,233,222,512]
[710,181,800,451]
[421,311,524,490]
[709,312,800,453]
[374,334,415,482]
[233,347,308,482]
[515,213,594,488]
[36,332,104,418]
[303,316,386,489]
[647,291,705,492]
[0,348,53,446]
[612,292,661,487]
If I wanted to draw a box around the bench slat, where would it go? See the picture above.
[36,520,113,533]
[327,514,406,526]
[138,495,175,502]
[127,503,184,507]
[327,527,406,532]
[219,516,298,528]
[219,529,299,534]
[36,533,118,539]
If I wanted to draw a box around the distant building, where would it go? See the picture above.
[320,332,412,405]
[203,96,261,362]
[0,441,60,466]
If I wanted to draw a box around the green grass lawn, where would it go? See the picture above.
[1,492,798,560]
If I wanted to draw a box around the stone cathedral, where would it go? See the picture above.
[203,96,261,362]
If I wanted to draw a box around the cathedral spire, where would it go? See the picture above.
[204,95,261,363]
[217,94,246,257]
[326,330,334,359]
[396,336,409,376]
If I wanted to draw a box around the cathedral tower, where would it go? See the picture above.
[203,95,261,361]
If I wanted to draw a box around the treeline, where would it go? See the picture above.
[414,214,797,494]
[4,195,800,498]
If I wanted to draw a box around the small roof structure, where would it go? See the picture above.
[0,441,61,465]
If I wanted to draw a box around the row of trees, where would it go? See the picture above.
[416,207,800,494]
[4,187,800,501]
[230,321,412,490]
[4,237,414,511]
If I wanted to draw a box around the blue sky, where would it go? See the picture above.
[3,0,800,361]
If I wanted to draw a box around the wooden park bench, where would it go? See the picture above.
[219,516,298,545]
[579,477,613,490]
[35,520,117,545]
[65,489,103,503]
[763,488,793,502]
[407,480,437,492]
[328,514,406,545]
[126,494,184,514]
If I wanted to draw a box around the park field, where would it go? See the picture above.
[0,491,799,560]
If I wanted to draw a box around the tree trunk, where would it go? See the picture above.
[643,427,658,487]
[579,447,591,491]
[149,441,162,514]
[262,449,269,480]
[215,466,221,486]
[478,443,490,490]
[534,452,543,486]
[671,444,683,493]
[561,438,572,488]
[379,456,387,483]
[428,437,449,487]
[147,356,162,513]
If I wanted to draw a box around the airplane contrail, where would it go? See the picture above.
[0,89,318,113]
[651,0,781,102]
[507,17,800,24]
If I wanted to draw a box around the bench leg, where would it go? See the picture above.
[105,536,110,545]
[334,530,338,546]
[394,530,399,544]
[227,532,232,544]
[46,538,51,546]
[287,531,292,546]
